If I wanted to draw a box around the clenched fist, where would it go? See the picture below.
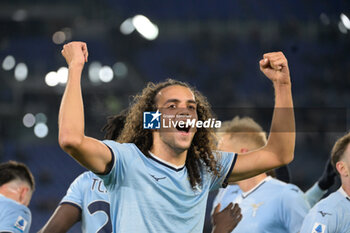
[259,51,290,85]
[61,41,89,68]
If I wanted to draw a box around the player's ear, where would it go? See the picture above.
[18,186,30,206]
[336,161,348,177]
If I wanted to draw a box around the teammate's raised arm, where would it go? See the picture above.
[58,42,112,174]
[228,51,295,182]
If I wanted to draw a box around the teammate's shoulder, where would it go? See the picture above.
[312,191,348,211]
[0,195,31,214]
[284,183,303,194]
[265,178,303,196]
[264,177,289,189]
[81,171,100,179]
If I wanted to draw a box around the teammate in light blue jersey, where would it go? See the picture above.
[0,194,32,233]
[39,111,128,233]
[300,133,350,233]
[215,177,309,233]
[0,161,35,233]
[300,188,350,233]
[59,42,295,232]
[213,117,309,233]
[40,172,111,233]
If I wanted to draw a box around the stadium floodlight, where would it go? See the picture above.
[340,13,350,30]
[34,123,49,138]
[23,113,36,128]
[45,71,60,87]
[338,21,348,34]
[2,55,16,71]
[14,63,28,81]
[132,15,159,40]
[99,66,114,83]
[120,18,135,35]
[35,113,47,124]
[113,62,128,78]
[57,67,69,84]
[89,61,102,83]
[52,31,66,44]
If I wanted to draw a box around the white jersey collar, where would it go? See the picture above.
[338,186,350,199]
[149,151,185,170]
[241,176,272,198]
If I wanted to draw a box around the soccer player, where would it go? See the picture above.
[58,41,295,232]
[213,116,309,233]
[0,161,35,233]
[39,171,111,233]
[38,112,127,233]
[300,133,350,233]
[40,109,241,233]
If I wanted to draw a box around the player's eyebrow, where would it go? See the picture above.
[163,99,197,105]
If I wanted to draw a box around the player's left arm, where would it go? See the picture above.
[37,204,81,233]
[228,52,295,182]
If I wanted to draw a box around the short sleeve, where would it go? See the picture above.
[60,172,87,210]
[209,151,237,191]
[0,204,31,233]
[280,185,310,233]
[96,140,135,190]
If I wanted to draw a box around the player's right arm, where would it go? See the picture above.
[37,204,81,233]
[58,42,112,174]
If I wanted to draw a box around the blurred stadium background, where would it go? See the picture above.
[0,0,350,232]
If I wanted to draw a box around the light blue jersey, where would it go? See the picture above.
[212,185,241,213]
[60,171,111,233]
[98,140,236,233]
[0,194,31,233]
[214,177,310,233]
[300,187,350,233]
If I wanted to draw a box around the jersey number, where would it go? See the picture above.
[88,201,112,233]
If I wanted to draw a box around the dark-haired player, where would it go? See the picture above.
[0,161,35,233]
[58,41,295,232]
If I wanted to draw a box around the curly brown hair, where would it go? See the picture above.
[117,79,219,188]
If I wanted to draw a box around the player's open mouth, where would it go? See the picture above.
[176,125,190,133]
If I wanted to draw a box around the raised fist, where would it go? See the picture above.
[61,41,88,68]
[259,51,290,85]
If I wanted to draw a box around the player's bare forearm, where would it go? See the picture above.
[58,42,112,174]
[264,82,295,165]
[58,65,84,150]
